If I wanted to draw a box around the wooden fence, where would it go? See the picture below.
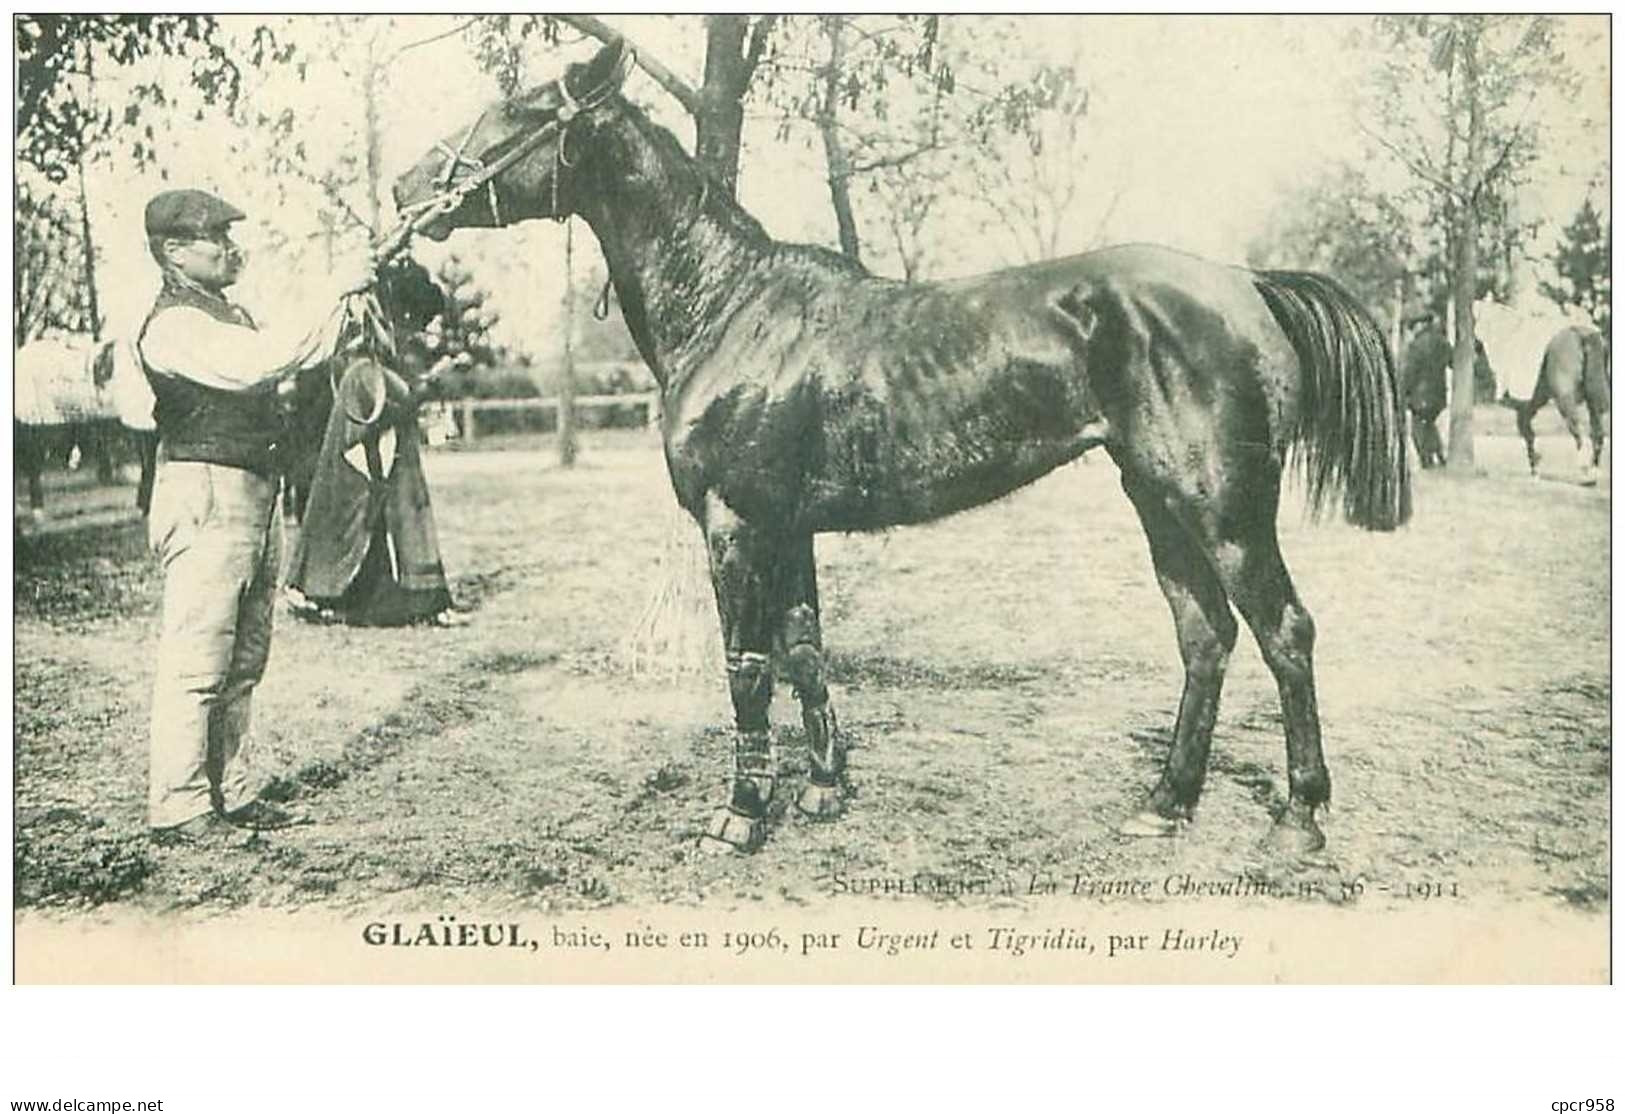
[454,391,659,441]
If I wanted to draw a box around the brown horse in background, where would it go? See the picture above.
[1476,300,1610,484]
[393,41,1411,855]
[1513,326,1610,485]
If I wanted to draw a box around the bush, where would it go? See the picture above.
[435,362,540,401]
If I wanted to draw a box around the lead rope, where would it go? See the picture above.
[550,79,581,224]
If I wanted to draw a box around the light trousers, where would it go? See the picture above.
[147,461,282,828]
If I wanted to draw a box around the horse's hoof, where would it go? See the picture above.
[1579,470,1599,487]
[796,782,845,821]
[1117,809,1182,838]
[699,810,765,854]
[1264,817,1326,855]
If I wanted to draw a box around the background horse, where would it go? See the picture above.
[14,335,152,517]
[1476,299,1610,484]
[395,41,1411,855]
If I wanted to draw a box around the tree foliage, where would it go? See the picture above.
[960,59,1105,266]
[1540,198,1611,337]
[457,15,1064,274]
[15,14,288,180]
[13,183,92,341]
[1248,167,1416,324]
[1362,15,1570,208]
[419,256,505,398]
[750,16,1080,271]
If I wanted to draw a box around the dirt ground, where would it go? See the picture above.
[12,405,1611,932]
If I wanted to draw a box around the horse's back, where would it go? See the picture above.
[14,336,113,426]
[948,243,1275,319]
[695,243,1297,529]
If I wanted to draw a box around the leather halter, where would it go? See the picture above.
[378,61,626,262]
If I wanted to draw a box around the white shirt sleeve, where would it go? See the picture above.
[139,304,337,391]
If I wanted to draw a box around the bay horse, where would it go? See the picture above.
[1476,300,1610,485]
[394,42,1411,855]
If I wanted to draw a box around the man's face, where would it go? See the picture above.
[165,228,245,290]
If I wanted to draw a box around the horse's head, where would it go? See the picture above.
[392,40,635,239]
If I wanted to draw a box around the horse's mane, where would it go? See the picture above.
[613,97,871,282]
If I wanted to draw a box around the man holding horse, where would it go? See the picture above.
[139,187,368,840]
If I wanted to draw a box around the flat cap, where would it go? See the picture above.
[144,188,245,239]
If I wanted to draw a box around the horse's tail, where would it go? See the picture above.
[1579,327,1611,429]
[1253,270,1413,531]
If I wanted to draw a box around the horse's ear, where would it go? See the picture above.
[570,39,632,99]
[611,43,636,88]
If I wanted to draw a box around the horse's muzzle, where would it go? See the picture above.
[390,180,455,242]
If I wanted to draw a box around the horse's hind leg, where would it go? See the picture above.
[17,425,45,514]
[1119,477,1238,835]
[1547,378,1595,483]
[1514,401,1540,476]
[699,493,779,853]
[1204,485,1330,853]
[1586,396,1608,477]
[135,430,158,516]
[776,534,845,819]
[1583,350,1610,476]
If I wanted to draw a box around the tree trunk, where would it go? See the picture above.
[1446,26,1483,474]
[362,34,384,234]
[559,222,578,467]
[75,160,100,341]
[75,97,114,486]
[817,16,862,262]
[1390,274,1405,360]
[696,16,750,197]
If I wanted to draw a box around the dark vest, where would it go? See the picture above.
[138,283,281,477]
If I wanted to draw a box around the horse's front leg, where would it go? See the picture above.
[777,534,845,820]
[700,493,779,854]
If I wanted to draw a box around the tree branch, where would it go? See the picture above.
[1088,184,1124,250]
[555,14,700,117]
[1473,89,1540,202]
[276,155,372,234]
[1474,121,1526,201]
[845,142,942,178]
[1359,118,1465,203]
[385,17,480,68]
[740,15,778,88]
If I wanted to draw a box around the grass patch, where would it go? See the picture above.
[15,811,155,907]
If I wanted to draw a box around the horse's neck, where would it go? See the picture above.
[575,114,767,387]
